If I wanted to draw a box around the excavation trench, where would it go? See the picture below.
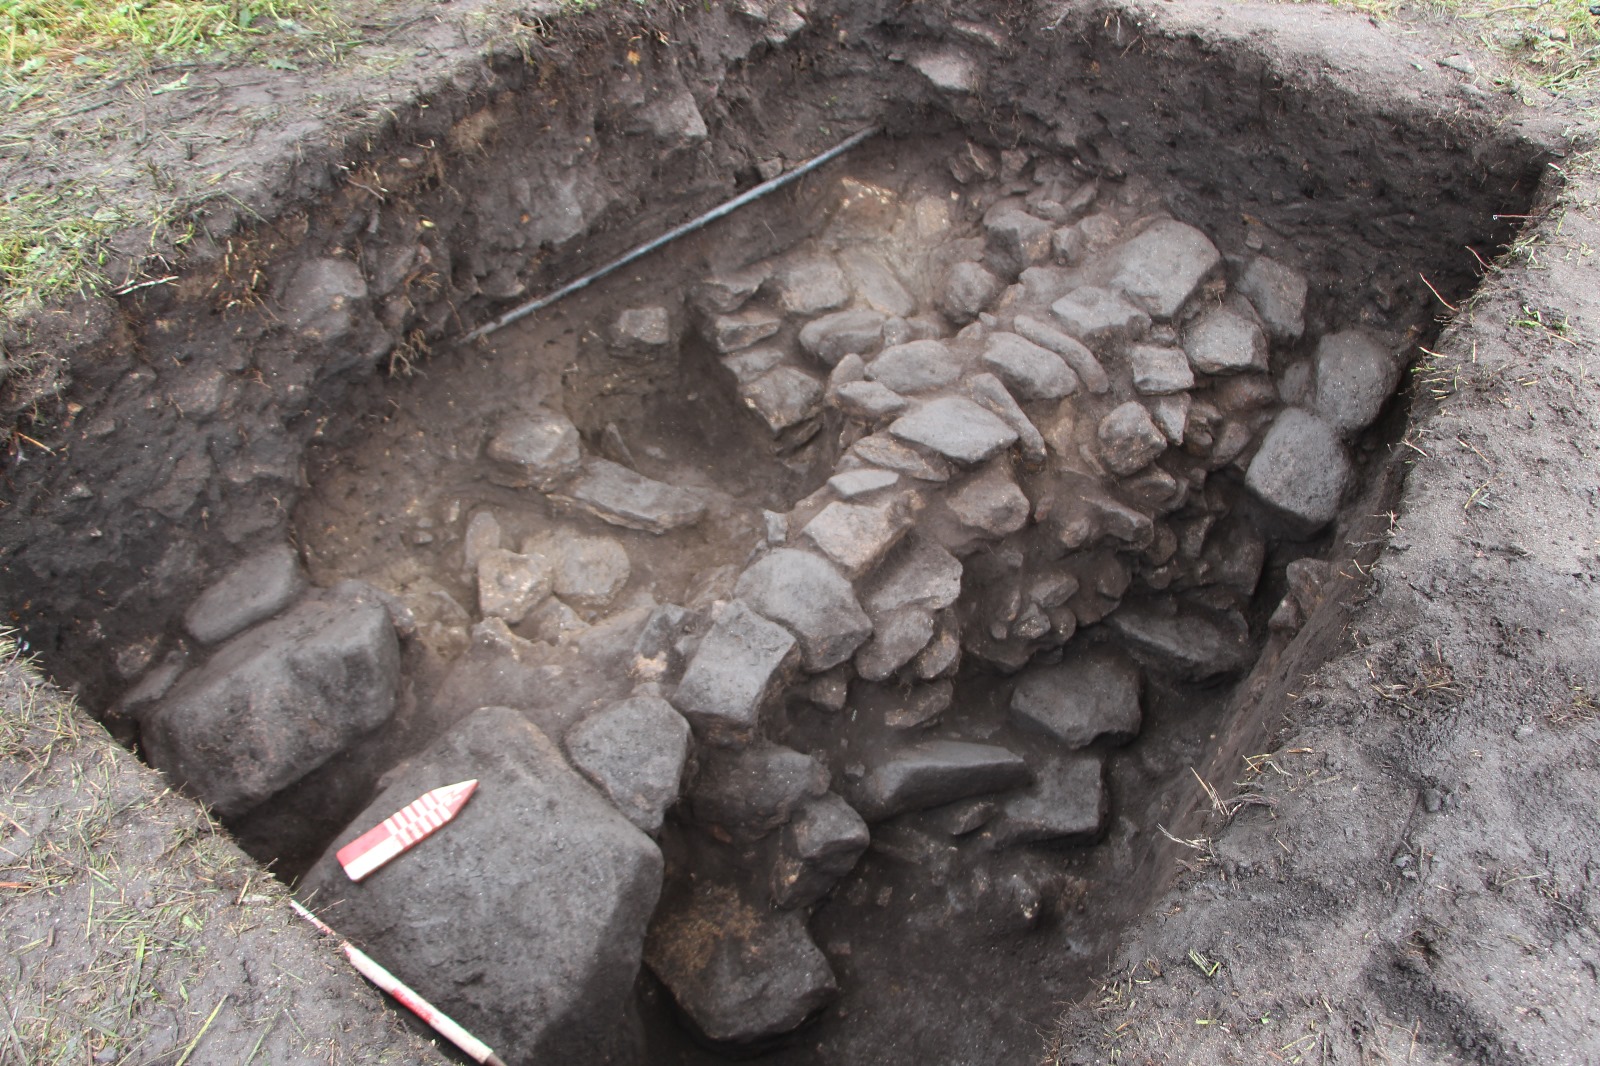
[0,3,1552,1064]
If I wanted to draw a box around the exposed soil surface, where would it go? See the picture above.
[2,2,1598,1064]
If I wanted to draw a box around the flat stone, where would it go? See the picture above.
[771,793,871,908]
[966,373,1047,463]
[1012,314,1109,393]
[798,309,886,366]
[844,434,953,482]
[672,602,796,747]
[881,679,954,729]
[911,48,980,92]
[1108,219,1222,321]
[705,309,783,353]
[863,534,964,615]
[721,346,785,385]
[1244,407,1351,528]
[1010,647,1142,748]
[981,332,1077,400]
[888,396,1019,465]
[853,608,936,682]
[985,209,1055,277]
[611,306,672,355]
[772,257,851,316]
[144,582,399,817]
[838,248,917,317]
[184,543,307,645]
[735,549,872,671]
[300,707,661,1066]
[1236,255,1308,342]
[866,339,964,394]
[948,463,1030,538]
[689,741,828,842]
[549,536,630,609]
[1050,287,1151,349]
[1097,402,1167,476]
[1312,329,1401,437]
[939,261,1004,323]
[1107,600,1252,681]
[801,499,912,579]
[646,882,837,1046]
[1129,345,1195,395]
[832,380,909,421]
[851,740,1031,821]
[692,268,767,315]
[987,753,1107,847]
[1184,305,1268,375]
[828,468,900,499]
[741,367,825,434]
[566,695,691,835]
[558,459,708,534]
[485,409,582,489]
[477,549,553,624]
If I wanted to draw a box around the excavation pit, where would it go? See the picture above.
[0,4,1558,1065]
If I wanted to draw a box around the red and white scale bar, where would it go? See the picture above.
[337,780,478,882]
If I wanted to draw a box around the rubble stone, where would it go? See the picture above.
[939,261,1004,323]
[1129,345,1195,395]
[1050,287,1151,348]
[184,543,307,645]
[735,549,873,671]
[851,740,1031,821]
[673,602,797,747]
[557,459,708,534]
[1107,219,1222,321]
[1009,648,1142,748]
[1244,408,1351,527]
[1097,402,1167,476]
[1312,329,1401,437]
[486,409,582,489]
[981,332,1077,400]
[771,793,871,908]
[866,339,964,394]
[1236,255,1308,342]
[1184,306,1268,375]
[888,396,1019,465]
[798,309,887,366]
[566,695,691,835]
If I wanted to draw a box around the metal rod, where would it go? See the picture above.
[460,124,881,344]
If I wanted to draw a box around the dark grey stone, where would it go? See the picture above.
[1312,329,1401,437]
[1107,219,1222,321]
[939,261,1004,323]
[281,258,366,343]
[828,469,901,499]
[611,307,673,355]
[184,543,307,645]
[981,332,1077,400]
[771,793,870,908]
[799,498,912,579]
[986,753,1107,846]
[672,602,796,747]
[705,309,783,353]
[843,433,953,483]
[721,346,785,385]
[948,463,1030,538]
[966,372,1048,464]
[853,607,936,682]
[851,740,1031,821]
[145,582,400,817]
[477,548,553,624]
[832,380,909,422]
[1107,600,1252,681]
[556,459,708,534]
[773,256,851,316]
[692,268,767,315]
[1010,647,1143,748]
[1184,306,1268,375]
[1244,407,1351,528]
[881,679,954,729]
[1236,255,1308,342]
[567,695,691,835]
[1050,287,1151,349]
[838,249,917,317]
[1149,393,1191,443]
[985,209,1055,277]
[1011,314,1109,394]
[1097,402,1167,476]
[741,367,825,434]
[300,706,661,1066]
[863,534,964,615]
[735,549,872,671]
[866,340,964,394]
[689,741,828,842]
[548,535,630,609]
[888,396,1019,465]
[798,309,887,366]
[630,604,698,685]
[1129,344,1195,395]
[485,409,582,489]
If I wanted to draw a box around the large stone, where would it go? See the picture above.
[838,248,917,317]
[741,367,825,434]
[1244,408,1351,528]
[1129,345,1195,395]
[1009,647,1142,748]
[948,463,1030,538]
[300,707,662,1066]
[1236,255,1308,342]
[735,549,872,671]
[888,396,1019,465]
[1012,314,1110,393]
[672,602,796,747]
[1050,287,1151,348]
[1107,219,1222,321]
[844,433,953,482]
[1184,306,1268,375]
[800,498,913,579]
[772,257,851,316]
[646,882,837,1046]
[866,339,964,394]
[939,261,1004,323]
[798,309,887,366]
[1107,600,1252,681]
[771,793,871,908]
[566,695,691,835]
[689,742,828,842]
[981,332,1077,400]
[144,582,400,817]
[851,740,1031,821]
[184,543,307,645]
[486,409,582,489]
[986,753,1107,846]
[477,548,553,624]
[1312,329,1401,436]
[1097,402,1167,476]
[557,459,708,534]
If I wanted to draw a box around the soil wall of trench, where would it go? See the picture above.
[0,1,1568,1063]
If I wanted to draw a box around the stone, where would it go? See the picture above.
[1107,600,1252,681]
[1129,344,1195,395]
[557,459,708,534]
[866,340,964,394]
[1236,256,1308,342]
[113,650,189,723]
[1097,402,1167,476]
[829,351,866,388]
[1244,408,1351,528]
[986,753,1107,846]
[854,607,937,681]
[772,257,851,316]
[832,380,909,421]
[844,433,953,482]
[549,536,631,609]
[948,141,999,184]
[300,707,661,1066]
[690,742,828,842]
[735,549,872,672]
[630,604,698,685]
[281,258,366,344]
[850,740,1031,821]
[1312,330,1401,437]
[948,463,1030,538]
[863,534,964,615]
[566,695,691,835]
[741,367,824,434]
[800,499,913,579]
[462,510,502,574]
[646,882,836,1046]
[705,310,782,353]
[1074,213,1122,255]
[911,49,980,92]
[527,598,587,644]
[939,261,1004,323]
[1184,306,1268,375]
[485,409,582,489]
[913,611,963,679]
[829,468,900,499]
[144,582,399,817]
[798,309,886,366]
[889,397,1019,465]
[881,680,954,729]
[1009,648,1142,748]
[1012,314,1109,394]
[692,268,766,315]
[477,549,553,624]
[1050,287,1151,348]
[672,602,796,747]
[184,543,307,645]
[981,332,1077,400]
[838,249,917,317]
[721,345,785,385]
[1149,394,1191,444]
[966,373,1048,464]
[985,209,1055,277]
[1107,219,1222,321]
[611,306,673,355]
[771,794,871,908]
